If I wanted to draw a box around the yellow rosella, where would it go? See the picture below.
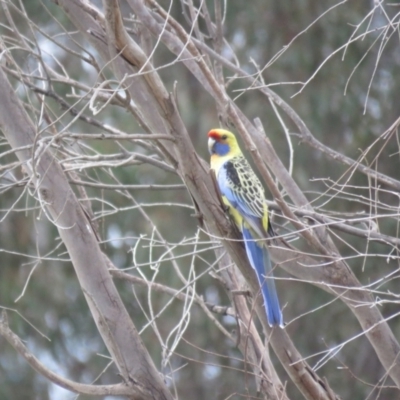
[208,128,283,327]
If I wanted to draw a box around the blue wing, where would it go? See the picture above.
[217,158,283,327]
[216,159,265,237]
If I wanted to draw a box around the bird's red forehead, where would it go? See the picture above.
[208,130,221,140]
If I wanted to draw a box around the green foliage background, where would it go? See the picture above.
[1,1,400,399]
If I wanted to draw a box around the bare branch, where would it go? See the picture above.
[0,311,135,397]
[0,66,174,400]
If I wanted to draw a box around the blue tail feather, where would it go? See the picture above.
[242,227,283,327]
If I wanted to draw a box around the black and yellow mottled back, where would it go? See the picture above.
[224,155,265,219]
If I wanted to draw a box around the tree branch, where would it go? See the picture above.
[0,65,173,400]
[0,311,135,398]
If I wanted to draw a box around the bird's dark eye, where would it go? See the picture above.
[221,135,227,140]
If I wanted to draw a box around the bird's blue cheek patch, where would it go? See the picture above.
[214,142,230,156]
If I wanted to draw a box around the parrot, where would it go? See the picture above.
[208,128,283,327]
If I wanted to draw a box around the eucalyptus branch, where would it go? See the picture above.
[0,311,135,397]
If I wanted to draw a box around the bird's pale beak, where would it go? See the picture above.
[208,137,216,154]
